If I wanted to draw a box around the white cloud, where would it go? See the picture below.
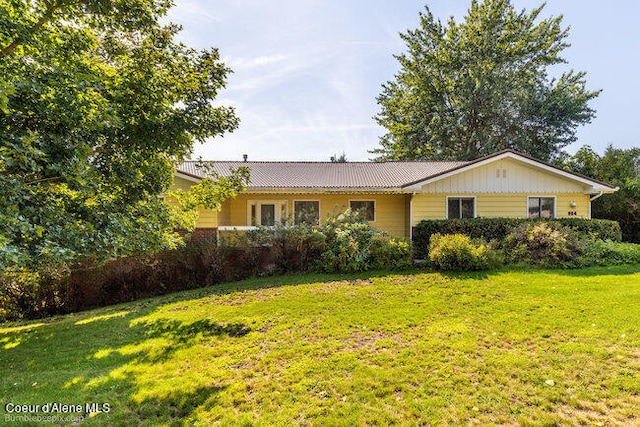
[226,54,290,71]
[176,0,637,161]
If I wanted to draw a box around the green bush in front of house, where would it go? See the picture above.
[578,240,640,267]
[500,222,584,268]
[428,233,497,271]
[369,235,414,271]
[315,210,414,273]
[413,217,622,257]
[242,209,414,274]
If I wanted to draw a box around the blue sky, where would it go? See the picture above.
[168,1,640,161]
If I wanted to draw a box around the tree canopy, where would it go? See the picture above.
[0,0,246,270]
[372,0,600,162]
[565,145,640,243]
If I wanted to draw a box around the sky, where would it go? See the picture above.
[167,1,640,161]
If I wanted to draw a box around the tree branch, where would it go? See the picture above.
[25,176,61,185]
[0,1,63,59]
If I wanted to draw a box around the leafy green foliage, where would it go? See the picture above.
[369,236,414,270]
[0,1,241,269]
[564,145,640,242]
[314,209,413,273]
[241,209,413,274]
[428,233,495,271]
[587,241,640,266]
[372,0,599,162]
[315,210,381,273]
[413,217,621,256]
[244,222,327,274]
[501,222,583,267]
[0,236,264,321]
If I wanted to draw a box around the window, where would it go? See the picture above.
[294,201,320,225]
[349,200,375,221]
[248,201,287,226]
[528,197,555,218]
[447,197,475,219]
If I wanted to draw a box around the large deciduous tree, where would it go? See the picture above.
[372,0,600,162]
[0,0,246,270]
[565,145,640,243]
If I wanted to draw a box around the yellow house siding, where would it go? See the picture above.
[412,192,591,225]
[421,158,587,193]
[555,193,590,218]
[168,176,219,227]
[223,193,407,237]
[476,194,525,218]
[412,194,446,225]
[170,176,195,192]
[194,207,219,227]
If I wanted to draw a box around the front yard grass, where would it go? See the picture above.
[0,265,638,425]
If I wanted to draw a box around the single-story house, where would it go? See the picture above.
[171,149,617,239]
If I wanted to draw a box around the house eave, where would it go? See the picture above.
[175,171,201,183]
[244,187,409,194]
[402,150,617,192]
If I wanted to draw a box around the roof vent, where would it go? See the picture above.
[243,154,248,162]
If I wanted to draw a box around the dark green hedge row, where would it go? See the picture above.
[413,218,622,256]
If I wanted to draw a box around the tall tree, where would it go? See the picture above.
[565,145,640,243]
[372,0,600,162]
[0,1,246,270]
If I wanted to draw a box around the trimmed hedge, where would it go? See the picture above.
[413,218,622,257]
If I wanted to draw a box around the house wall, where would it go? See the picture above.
[223,193,408,237]
[411,192,591,226]
[172,161,598,237]
[410,157,594,225]
[168,176,220,227]
[420,158,587,193]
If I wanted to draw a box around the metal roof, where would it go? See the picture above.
[176,149,617,193]
[177,160,470,190]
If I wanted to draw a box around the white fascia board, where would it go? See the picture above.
[246,187,409,194]
[174,172,201,183]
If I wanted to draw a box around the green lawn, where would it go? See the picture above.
[1,266,639,425]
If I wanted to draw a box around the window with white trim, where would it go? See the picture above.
[447,197,475,219]
[349,200,375,221]
[248,200,287,226]
[294,200,320,225]
[528,197,555,218]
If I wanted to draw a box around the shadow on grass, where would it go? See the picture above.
[1,264,638,423]
[0,302,250,424]
[425,263,640,281]
[0,269,409,423]
[547,263,640,278]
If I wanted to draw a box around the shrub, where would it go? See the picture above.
[428,233,495,271]
[314,209,380,273]
[580,240,640,266]
[554,218,622,242]
[240,210,414,274]
[0,237,255,321]
[244,223,326,273]
[369,236,414,270]
[414,218,621,257]
[501,223,584,267]
[0,266,72,321]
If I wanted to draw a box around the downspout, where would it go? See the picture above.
[590,191,604,202]
[409,192,416,241]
